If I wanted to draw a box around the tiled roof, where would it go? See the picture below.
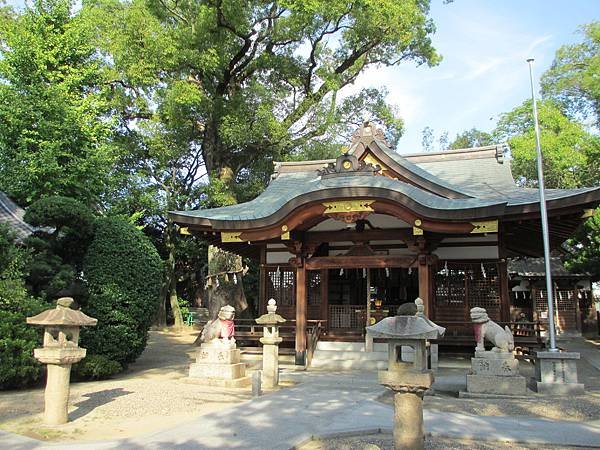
[0,192,35,241]
[170,126,600,227]
[508,257,588,278]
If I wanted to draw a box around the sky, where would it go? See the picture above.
[4,0,599,155]
[352,0,600,154]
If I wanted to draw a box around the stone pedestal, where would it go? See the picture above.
[463,351,527,396]
[255,299,286,389]
[533,351,584,395]
[259,337,282,388]
[189,343,250,387]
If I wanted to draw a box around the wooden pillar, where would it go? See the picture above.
[319,269,328,333]
[295,262,307,366]
[498,260,511,322]
[418,254,431,318]
[259,246,267,315]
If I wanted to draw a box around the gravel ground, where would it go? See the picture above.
[1,330,599,443]
[299,433,597,450]
[0,330,255,441]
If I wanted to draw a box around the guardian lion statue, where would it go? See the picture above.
[200,305,236,346]
[470,307,514,353]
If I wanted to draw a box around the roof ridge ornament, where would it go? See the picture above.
[350,121,392,148]
[318,153,380,178]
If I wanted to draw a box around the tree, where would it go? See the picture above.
[87,0,441,318]
[564,209,600,279]
[421,126,434,152]
[494,99,599,189]
[449,128,494,150]
[23,196,96,299]
[541,21,600,127]
[0,0,120,206]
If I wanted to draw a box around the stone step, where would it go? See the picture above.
[310,358,389,370]
[311,349,388,361]
[316,341,388,352]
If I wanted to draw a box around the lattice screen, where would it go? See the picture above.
[266,268,296,306]
[534,290,577,312]
[434,262,500,313]
[307,271,321,306]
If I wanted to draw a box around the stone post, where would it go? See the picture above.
[366,298,445,450]
[27,297,97,426]
[394,389,426,450]
[256,299,286,388]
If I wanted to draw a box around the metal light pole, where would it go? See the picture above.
[527,58,558,352]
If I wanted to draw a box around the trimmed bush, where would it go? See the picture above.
[80,218,162,375]
[75,354,122,380]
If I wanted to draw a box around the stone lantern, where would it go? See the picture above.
[366,298,445,450]
[255,299,286,388]
[27,297,97,426]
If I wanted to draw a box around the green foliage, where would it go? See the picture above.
[75,354,122,380]
[0,0,119,206]
[449,128,494,150]
[80,217,162,370]
[24,196,96,298]
[0,224,47,389]
[494,100,600,189]
[564,209,600,279]
[541,21,600,126]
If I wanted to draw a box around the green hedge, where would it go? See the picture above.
[79,218,162,375]
[0,225,47,389]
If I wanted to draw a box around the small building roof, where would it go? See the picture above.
[508,257,589,279]
[0,191,36,241]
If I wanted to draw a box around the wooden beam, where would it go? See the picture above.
[305,255,417,270]
[295,262,307,366]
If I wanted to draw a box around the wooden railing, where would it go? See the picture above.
[329,304,366,329]
[306,320,324,368]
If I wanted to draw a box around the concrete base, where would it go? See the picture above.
[533,381,585,395]
[189,362,246,379]
[183,376,251,388]
[459,391,531,399]
[466,374,527,395]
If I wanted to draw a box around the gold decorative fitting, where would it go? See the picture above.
[322,200,374,214]
[221,231,243,242]
[179,227,191,235]
[470,220,498,234]
[342,160,352,169]
[362,153,388,172]
[413,226,423,236]
[281,231,290,240]
[281,224,288,232]
[414,219,422,227]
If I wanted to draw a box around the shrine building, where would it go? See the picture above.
[170,122,600,365]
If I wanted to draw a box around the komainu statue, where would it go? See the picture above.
[200,305,236,346]
[470,307,514,353]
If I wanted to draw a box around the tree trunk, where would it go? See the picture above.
[206,245,252,320]
[155,273,168,327]
[165,221,184,328]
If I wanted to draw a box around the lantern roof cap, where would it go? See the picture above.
[27,297,98,327]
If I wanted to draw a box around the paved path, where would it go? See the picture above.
[1,370,599,450]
